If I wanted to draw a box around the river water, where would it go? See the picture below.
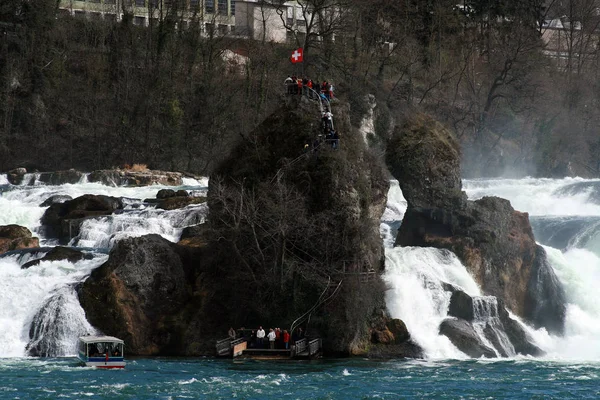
[2,175,600,398]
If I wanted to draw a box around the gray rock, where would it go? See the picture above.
[40,195,73,207]
[448,290,474,321]
[439,318,496,358]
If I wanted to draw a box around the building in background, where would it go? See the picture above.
[58,0,236,33]
[234,0,307,43]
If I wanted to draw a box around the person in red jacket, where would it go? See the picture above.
[283,330,290,349]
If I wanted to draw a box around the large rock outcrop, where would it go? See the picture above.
[443,289,543,357]
[40,194,124,243]
[387,114,566,335]
[0,225,39,255]
[205,95,397,356]
[78,234,211,355]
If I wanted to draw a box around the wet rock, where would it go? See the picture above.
[157,189,176,199]
[388,114,566,335]
[21,246,90,269]
[40,194,124,243]
[448,290,474,321]
[88,169,183,186]
[497,299,544,357]
[178,224,210,248]
[367,341,424,359]
[37,170,84,185]
[7,167,27,185]
[439,318,496,358]
[176,190,189,197]
[157,196,206,210]
[40,195,73,207]
[446,288,543,357]
[371,328,395,344]
[78,234,202,355]
[387,318,411,343]
[0,225,39,255]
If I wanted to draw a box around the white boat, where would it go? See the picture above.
[77,335,125,369]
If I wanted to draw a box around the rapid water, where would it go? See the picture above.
[383,177,600,361]
[0,174,208,357]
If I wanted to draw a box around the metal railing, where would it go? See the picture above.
[294,338,307,356]
[215,338,231,355]
[308,338,322,356]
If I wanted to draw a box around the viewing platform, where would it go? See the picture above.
[216,337,322,360]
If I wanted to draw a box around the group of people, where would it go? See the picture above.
[229,326,305,350]
[284,76,334,101]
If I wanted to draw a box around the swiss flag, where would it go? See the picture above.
[290,48,303,64]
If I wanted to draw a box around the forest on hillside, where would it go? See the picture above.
[1,0,600,177]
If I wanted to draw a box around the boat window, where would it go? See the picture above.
[110,343,123,357]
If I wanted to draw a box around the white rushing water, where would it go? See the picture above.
[0,176,208,357]
[383,177,600,361]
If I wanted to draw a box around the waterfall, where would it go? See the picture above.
[0,178,208,357]
[384,177,600,360]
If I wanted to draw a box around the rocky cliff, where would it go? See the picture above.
[386,114,566,336]
[203,95,417,356]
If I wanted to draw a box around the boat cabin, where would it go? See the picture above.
[77,335,125,369]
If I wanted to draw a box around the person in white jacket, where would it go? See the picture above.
[256,326,266,348]
[267,328,276,349]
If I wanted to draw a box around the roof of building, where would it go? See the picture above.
[78,335,124,344]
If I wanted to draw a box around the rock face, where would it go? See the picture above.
[387,114,566,335]
[40,194,124,243]
[88,169,183,186]
[444,289,543,357]
[439,318,497,358]
[206,95,393,356]
[0,225,39,255]
[78,235,209,355]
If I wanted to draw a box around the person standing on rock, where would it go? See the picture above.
[268,328,276,349]
[228,327,236,340]
[256,326,266,348]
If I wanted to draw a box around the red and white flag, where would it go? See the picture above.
[290,48,303,64]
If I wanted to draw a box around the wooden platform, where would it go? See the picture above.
[216,337,322,360]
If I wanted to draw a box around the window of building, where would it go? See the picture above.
[229,24,235,34]
[104,0,116,4]
[206,0,214,13]
[230,0,235,15]
[218,24,228,35]
[190,0,199,11]
[134,16,146,26]
[89,0,101,3]
[286,30,294,43]
[205,22,214,34]
[217,0,227,14]
[135,0,145,7]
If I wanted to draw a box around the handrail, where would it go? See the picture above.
[290,277,343,336]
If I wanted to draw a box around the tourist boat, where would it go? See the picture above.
[77,335,125,369]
